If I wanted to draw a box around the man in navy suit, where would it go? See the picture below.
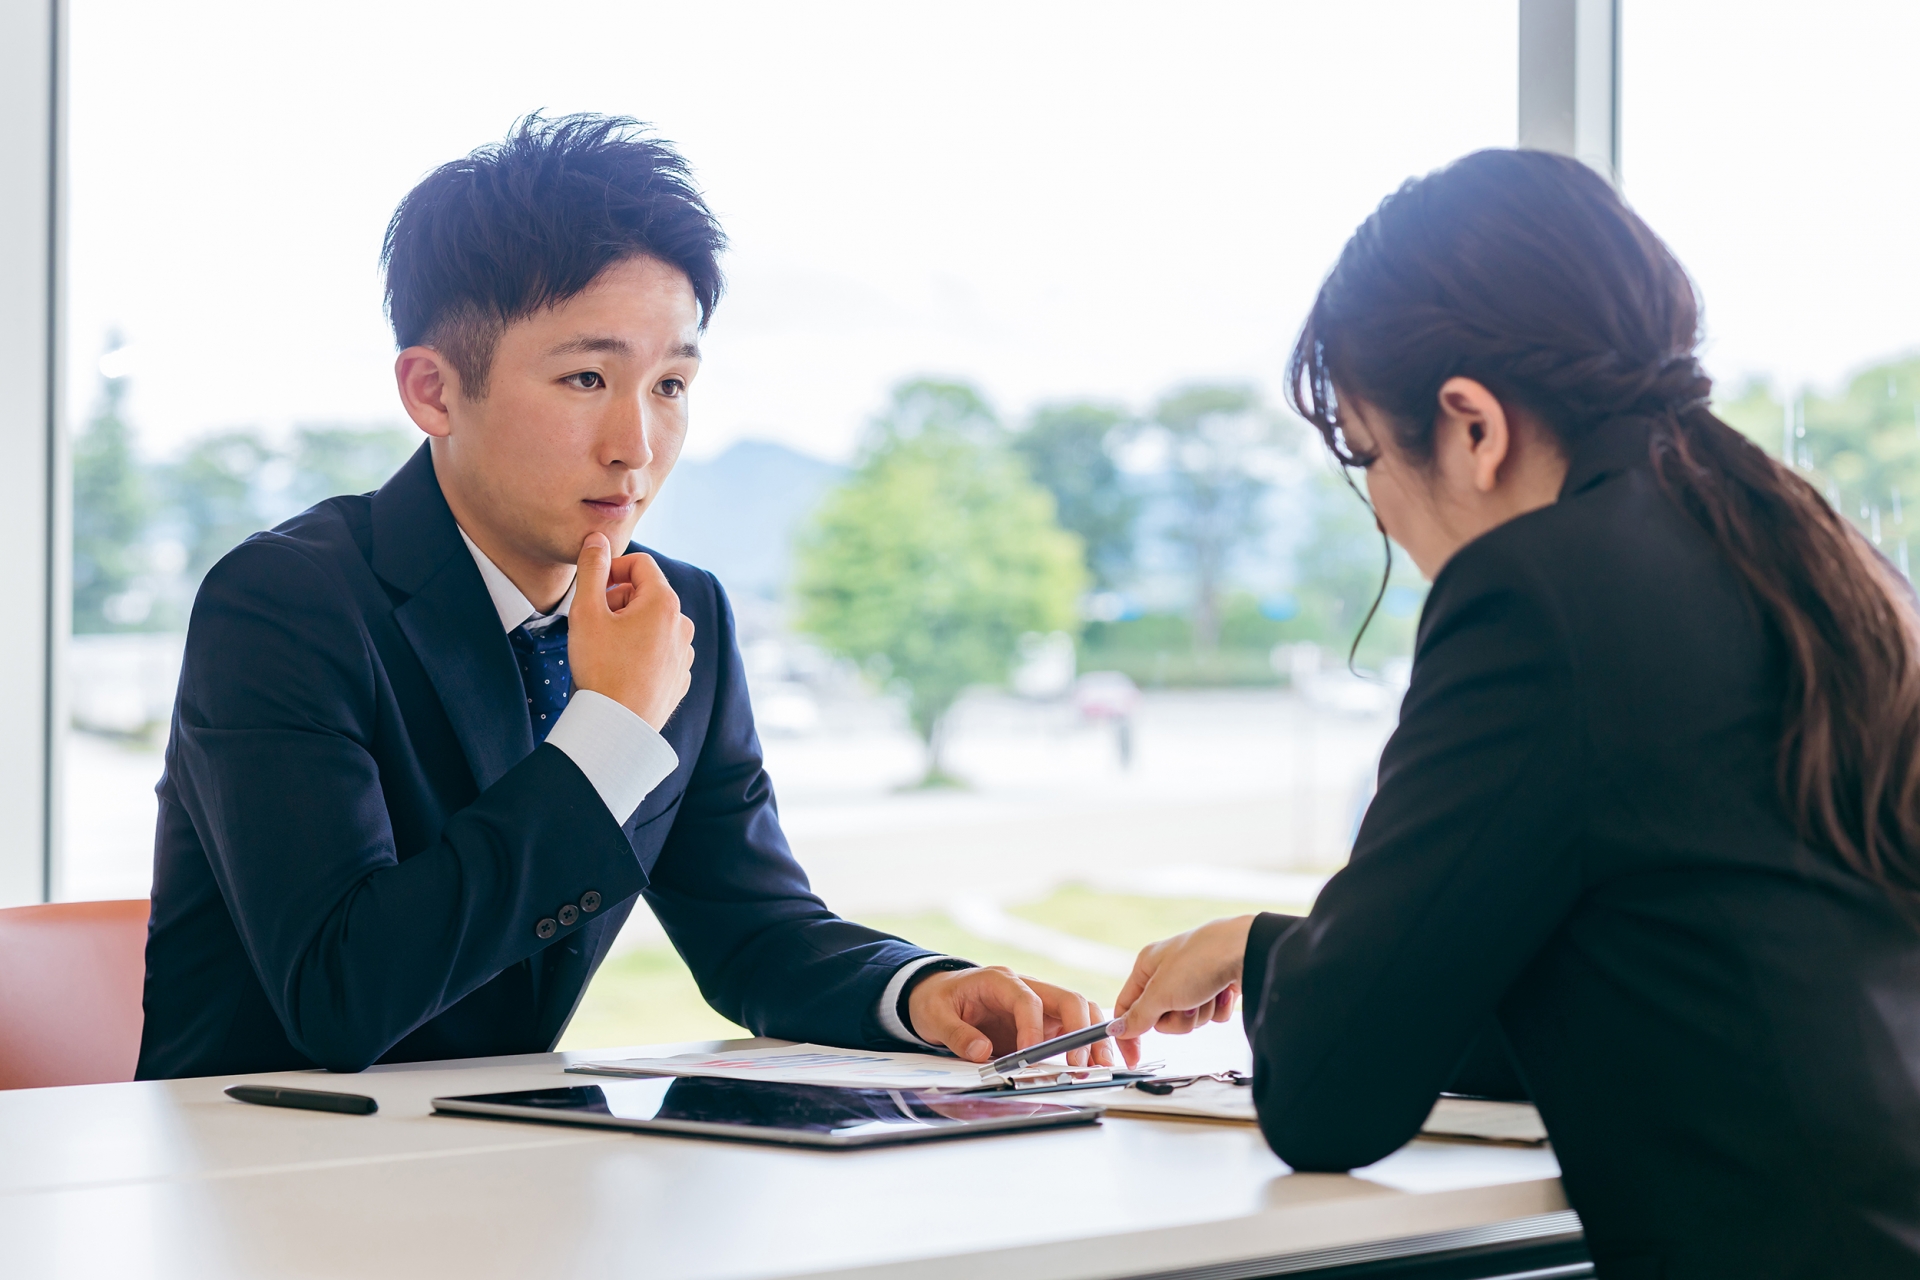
[137,115,1111,1079]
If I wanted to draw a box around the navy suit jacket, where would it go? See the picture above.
[138,444,931,1079]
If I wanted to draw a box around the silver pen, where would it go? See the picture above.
[985,1018,1125,1080]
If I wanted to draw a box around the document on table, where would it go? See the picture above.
[1420,1097,1549,1146]
[1097,1083,1550,1147]
[568,1044,1000,1091]
[1094,1079,1257,1123]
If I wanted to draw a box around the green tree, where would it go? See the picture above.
[162,430,274,583]
[1012,401,1139,589]
[1146,383,1284,652]
[72,365,154,633]
[1288,470,1424,666]
[1795,357,1920,552]
[795,381,1085,783]
[871,378,1000,444]
[1705,357,1920,560]
[1713,376,1790,456]
[286,424,419,510]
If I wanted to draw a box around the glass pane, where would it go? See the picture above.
[65,0,1515,1043]
[1624,1,1920,566]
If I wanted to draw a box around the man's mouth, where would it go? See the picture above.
[582,495,641,520]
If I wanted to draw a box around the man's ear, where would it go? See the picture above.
[395,346,459,439]
[1435,377,1511,494]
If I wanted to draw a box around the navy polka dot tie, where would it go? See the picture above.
[508,617,571,744]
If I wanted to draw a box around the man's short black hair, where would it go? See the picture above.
[382,113,726,399]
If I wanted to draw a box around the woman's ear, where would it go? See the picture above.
[1434,377,1511,494]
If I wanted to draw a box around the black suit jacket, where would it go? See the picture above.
[1242,423,1920,1279]
[138,444,931,1079]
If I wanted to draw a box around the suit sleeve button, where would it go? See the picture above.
[580,891,602,913]
[557,904,580,927]
[535,917,558,940]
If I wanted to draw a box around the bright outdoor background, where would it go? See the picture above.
[59,1,1920,1048]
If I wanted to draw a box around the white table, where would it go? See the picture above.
[0,1036,1578,1279]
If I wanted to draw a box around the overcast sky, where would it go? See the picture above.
[65,1,1919,462]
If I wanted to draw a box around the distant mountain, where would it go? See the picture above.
[635,439,845,603]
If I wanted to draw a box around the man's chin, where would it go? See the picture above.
[561,515,643,558]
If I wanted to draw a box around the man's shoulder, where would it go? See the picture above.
[273,493,375,560]
[629,543,723,610]
[195,495,378,619]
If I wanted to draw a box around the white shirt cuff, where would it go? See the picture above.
[876,955,967,1047]
[544,689,679,823]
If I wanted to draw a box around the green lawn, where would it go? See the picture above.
[1006,882,1287,952]
[558,886,1285,1053]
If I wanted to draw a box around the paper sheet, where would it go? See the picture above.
[568,1044,995,1091]
[1095,1084,1550,1147]
[1420,1097,1549,1146]
[1093,1079,1257,1123]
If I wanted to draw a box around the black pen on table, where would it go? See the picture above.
[225,1084,379,1115]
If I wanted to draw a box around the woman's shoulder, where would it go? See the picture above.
[1423,465,1773,722]
[1435,466,1747,626]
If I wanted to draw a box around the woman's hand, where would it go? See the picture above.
[1110,915,1256,1058]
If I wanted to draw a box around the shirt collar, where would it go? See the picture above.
[456,526,576,634]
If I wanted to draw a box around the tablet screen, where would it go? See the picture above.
[434,1076,1099,1147]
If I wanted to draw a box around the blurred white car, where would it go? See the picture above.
[750,679,821,735]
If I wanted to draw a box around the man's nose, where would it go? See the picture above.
[601,393,654,471]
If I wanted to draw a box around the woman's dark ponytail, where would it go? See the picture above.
[1653,400,1920,907]
[1291,148,1920,914]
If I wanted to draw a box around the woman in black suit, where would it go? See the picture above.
[1109,150,1920,1278]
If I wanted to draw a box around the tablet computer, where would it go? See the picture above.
[431,1076,1102,1149]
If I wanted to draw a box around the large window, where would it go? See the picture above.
[63,0,1516,1043]
[1623,1,1920,561]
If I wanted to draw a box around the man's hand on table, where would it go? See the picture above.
[907,966,1118,1068]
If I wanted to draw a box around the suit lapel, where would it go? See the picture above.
[371,444,534,791]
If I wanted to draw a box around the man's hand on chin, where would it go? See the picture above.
[569,532,696,731]
[906,966,1117,1068]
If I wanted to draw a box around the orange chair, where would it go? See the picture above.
[0,899,149,1089]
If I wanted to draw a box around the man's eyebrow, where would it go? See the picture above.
[544,335,702,361]
[547,334,632,358]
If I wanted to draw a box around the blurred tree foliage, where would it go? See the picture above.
[1143,383,1284,651]
[1079,467,1425,685]
[1798,356,1920,514]
[72,371,155,634]
[1710,355,1920,563]
[870,378,1000,443]
[286,425,421,512]
[1012,401,1139,590]
[69,360,418,636]
[795,379,1085,782]
[1288,470,1423,666]
[161,430,278,583]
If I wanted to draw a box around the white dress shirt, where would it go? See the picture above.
[455,529,948,1045]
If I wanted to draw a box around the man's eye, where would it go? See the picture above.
[657,378,685,398]
[565,371,605,390]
